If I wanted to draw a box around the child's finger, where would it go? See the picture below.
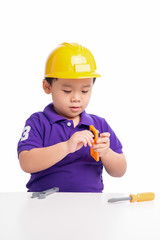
[96,137,110,144]
[81,130,94,140]
[100,132,110,138]
[93,143,108,149]
[81,137,87,147]
[80,132,94,147]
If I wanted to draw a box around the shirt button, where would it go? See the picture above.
[67,122,72,127]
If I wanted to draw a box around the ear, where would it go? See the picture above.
[43,79,51,94]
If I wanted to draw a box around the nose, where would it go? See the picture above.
[70,92,81,102]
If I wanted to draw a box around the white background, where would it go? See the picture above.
[0,0,159,193]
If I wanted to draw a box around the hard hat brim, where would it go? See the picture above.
[45,71,101,79]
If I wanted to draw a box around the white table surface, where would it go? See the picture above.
[0,192,159,240]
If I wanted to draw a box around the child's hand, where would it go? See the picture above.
[92,132,110,157]
[67,130,94,153]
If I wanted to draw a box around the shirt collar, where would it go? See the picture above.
[43,103,94,126]
[79,110,94,126]
[43,103,66,124]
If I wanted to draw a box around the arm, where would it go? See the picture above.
[19,142,69,173]
[92,133,127,177]
[101,150,127,177]
[19,130,94,173]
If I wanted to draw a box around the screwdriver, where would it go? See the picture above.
[108,192,155,203]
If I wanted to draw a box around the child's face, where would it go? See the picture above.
[44,78,93,120]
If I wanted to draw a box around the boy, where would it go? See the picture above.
[17,42,127,192]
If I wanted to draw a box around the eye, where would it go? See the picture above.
[63,90,71,93]
[82,90,88,94]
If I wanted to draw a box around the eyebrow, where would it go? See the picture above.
[62,84,91,88]
[62,84,72,87]
[82,85,91,88]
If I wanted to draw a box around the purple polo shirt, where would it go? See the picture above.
[17,103,123,192]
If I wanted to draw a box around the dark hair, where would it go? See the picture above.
[45,77,96,86]
[45,77,58,85]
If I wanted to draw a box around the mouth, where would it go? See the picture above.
[69,106,81,112]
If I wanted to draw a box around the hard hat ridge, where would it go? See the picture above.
[61,42,83,55]
[44,42,101,79]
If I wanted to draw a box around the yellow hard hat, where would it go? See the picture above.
[44,42,101,79]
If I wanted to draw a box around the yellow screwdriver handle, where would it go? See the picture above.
[130,192,155,202]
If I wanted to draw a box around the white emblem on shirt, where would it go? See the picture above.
[20,126,31,141]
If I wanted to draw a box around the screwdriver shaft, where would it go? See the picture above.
[108,196,132,203]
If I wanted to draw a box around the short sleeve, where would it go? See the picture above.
[102,119,123,154]
[17,113,44,156]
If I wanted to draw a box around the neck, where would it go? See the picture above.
[72,115,81,127]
